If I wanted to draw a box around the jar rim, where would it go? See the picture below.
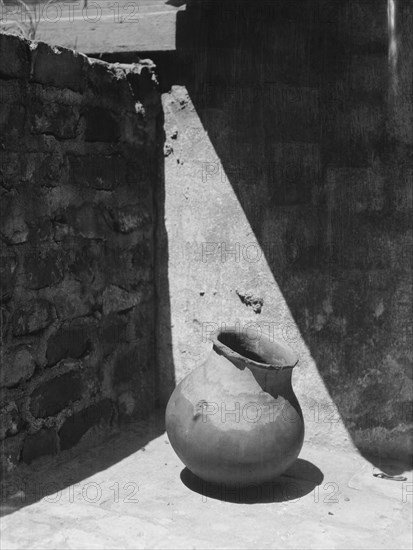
[210,326,299,370]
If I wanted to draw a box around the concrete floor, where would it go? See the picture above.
[1,414,412,550]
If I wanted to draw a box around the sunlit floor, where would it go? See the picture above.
[1,413,412,550]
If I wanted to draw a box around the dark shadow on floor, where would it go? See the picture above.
[180,459,324,504]
[0,412,166,517]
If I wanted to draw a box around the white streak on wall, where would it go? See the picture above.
[388,0,398,90]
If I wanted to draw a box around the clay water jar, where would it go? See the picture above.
[166,327,304,486]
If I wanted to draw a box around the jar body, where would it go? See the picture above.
[166,332,304,486]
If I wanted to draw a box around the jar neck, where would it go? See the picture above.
[212,344,294,396]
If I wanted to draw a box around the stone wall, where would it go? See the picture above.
[159,0,412,466]
[0,34,161,470]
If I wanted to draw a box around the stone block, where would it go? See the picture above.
[102,285,141,315]
[120,113,147,145]
[102,246,152,290]
[30,100,80,139]
[21,428,58,465]
[124,370,156,417]
[0,150,64,189]
[65,245,96,284]
[84,107,120,142]
[46,322,93,365]
[31,42,86,93]
[27,219,53,245]
[0,403,20,440]
[0,306,10,342]
[0,433,24,472]
[113,345,151,385]
[131,241,153,268]
[100,316,129,352]
[123,62,160,113]
[64,203,109,239]
[59,399,113,451]
[0,79,24,104]
[0,197,28,244]
[86,59,134,113]
[112,205,152,233]
[30,371,83,418]
[0,34,31,79]
[23,248,65,290]
[34,150,66,187]
[1,346,36,388]
[0,103,26,148]
[0,247,17,302]
[68,154,127,190]
[0,152,25,189]
[43,278,95,321]
[12,299,54,336]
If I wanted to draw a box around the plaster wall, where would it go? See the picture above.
[159,0,413,465]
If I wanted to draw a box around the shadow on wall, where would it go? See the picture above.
[175,0,413,471]
[155,104,176,406]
